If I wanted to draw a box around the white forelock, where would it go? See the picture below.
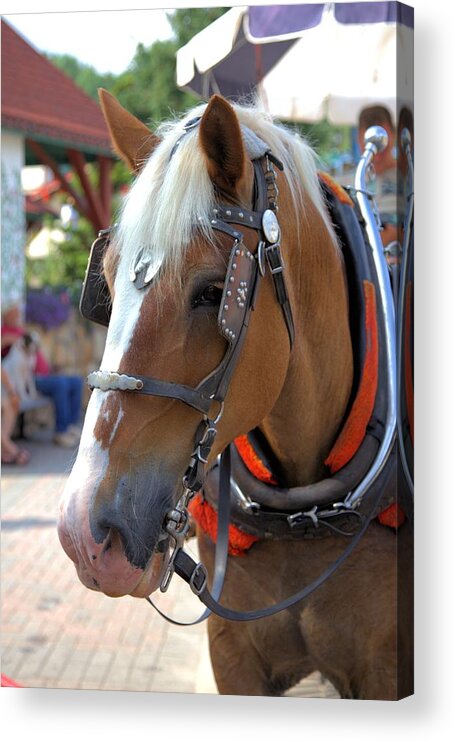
[115,100,337,283]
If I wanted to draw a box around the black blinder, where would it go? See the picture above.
[80,233,112,327]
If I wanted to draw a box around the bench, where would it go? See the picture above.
[17,396,53,439]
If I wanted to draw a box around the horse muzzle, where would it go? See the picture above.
[57,459,176,598]
[58,507,169,598]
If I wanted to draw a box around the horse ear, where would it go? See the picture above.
[199,95,246,191]
[98,89,159,172]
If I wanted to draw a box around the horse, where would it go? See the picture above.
[58,91,413,699]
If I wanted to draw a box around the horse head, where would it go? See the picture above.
[58,92,351,599]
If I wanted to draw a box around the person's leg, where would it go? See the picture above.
[65,376,84,427]
[1,400,19,457]
[1,399,29,463]
[35,375,71,433]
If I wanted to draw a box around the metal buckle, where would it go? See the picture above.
[195,444,209,465]
[332,499,354,512]
[287,505,319,528]
[269,263,284,276]
[189,562,208,596]
[199,421,216,445]
[265,243,284,274]
[230,479,260,514]
[192,420,217,463]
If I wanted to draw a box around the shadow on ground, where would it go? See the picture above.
[4,429,78,477]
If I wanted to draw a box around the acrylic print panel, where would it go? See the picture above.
[1,1,413,699]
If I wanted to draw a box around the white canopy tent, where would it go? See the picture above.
[176,3,413,125]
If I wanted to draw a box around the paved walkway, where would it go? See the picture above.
[1,431,338,698]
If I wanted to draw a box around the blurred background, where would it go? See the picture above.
[1,3,410,694]
[2,4,382,393]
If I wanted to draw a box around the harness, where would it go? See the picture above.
[80,122,399,624]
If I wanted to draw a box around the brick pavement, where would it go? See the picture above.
[1,432,338,698]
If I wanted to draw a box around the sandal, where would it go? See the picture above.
[1,448,30,466]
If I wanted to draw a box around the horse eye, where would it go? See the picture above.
[191,284,223,309]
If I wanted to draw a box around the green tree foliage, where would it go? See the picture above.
[26,215,95,300]
[112,8,229,125]
[112,40,196,125]
[25,157,131,296]
[294,120,352,167]
[46,53,117,100]
[47,9,229,126]
[168,7,229,47]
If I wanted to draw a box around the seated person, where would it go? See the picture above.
[34,347,83,448]
[1,367,30,465]
[1,304,83,449]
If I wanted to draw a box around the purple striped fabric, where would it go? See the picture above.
[248,2,414,40]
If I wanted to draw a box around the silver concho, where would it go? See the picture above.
[129,248,162,289]
[262,209,280,244]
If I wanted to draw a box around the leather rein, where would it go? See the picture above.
[84,133,387,624]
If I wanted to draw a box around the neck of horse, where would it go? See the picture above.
[261,198,353,487]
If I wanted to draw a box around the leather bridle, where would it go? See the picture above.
[80,126,394,624]
[81,142,301,607]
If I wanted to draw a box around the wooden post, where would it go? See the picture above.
[26,139,91,223]
[67,149,106,233]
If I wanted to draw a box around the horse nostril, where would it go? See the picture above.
[93,519,145,568]
[90,515,110,547]
[102,534,113,554]
[89,479,174,570]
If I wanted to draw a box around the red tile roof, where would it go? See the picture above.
[1,19,113,156]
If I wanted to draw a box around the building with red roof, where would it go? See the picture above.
[1,19,115,310]
[1,19,113,158]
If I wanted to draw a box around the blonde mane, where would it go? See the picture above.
[116,101,336,278]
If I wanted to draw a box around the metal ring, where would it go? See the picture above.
[207,399,224,425]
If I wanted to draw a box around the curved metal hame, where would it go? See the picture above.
[345,126,398,508]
